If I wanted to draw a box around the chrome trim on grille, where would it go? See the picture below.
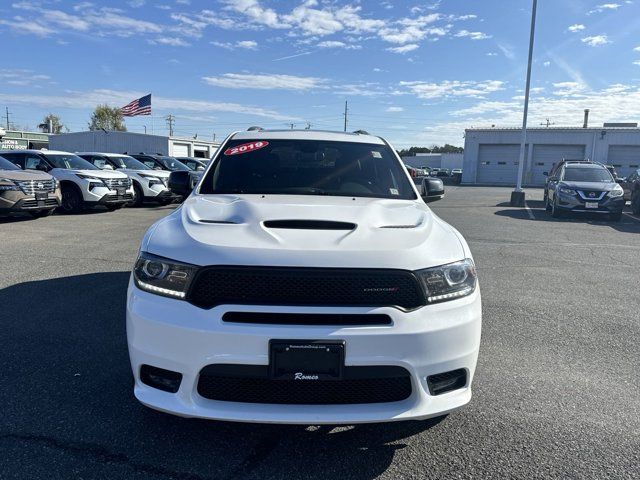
[16,179,56,195]
[103,177,132,189]
[577,190,606,201]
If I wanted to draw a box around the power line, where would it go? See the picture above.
[343,100,348,132]
[4,106,12,130]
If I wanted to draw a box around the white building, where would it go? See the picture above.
[402,153,464,170]
[49,131,220,159]
[462,126,640,186]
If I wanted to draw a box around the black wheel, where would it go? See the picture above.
[609,211,622,222]
[550,195,562,218]
[632,192,640,215]
[60,186,82,214]
[29,209,55,218]
[129,183,144,208]
[545,194,552,212]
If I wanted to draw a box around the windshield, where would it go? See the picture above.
[200,139,416,200]
[563,167,613,183]
[0,156,20,171]
[109,155,150,170]
[161,157,190,171]
[45,154,98,170]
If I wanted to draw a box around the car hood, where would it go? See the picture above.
[144,195,467,270]
[560,181,618,190]
[119,169,170,179]
[56,169,128,179]
[0,169,53,181]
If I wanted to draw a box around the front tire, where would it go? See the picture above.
[550,196,563,218]
[60,186,82,214]
[129,183,144,208]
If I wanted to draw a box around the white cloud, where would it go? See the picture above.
[634,60,640,66]
[552,81,588,97]
[454,30,492,40]
[317,40,361,50]
[543,61,551,67]
[399,80,505,99]
[0,88,298,121]
[386,106,404,112]
[568,24,586,32]
[0,69,52,87]
[581,35,610,46]
[386,44,420,54]
[486,52,498,56]
[634,46,640,52]
[151,37,190,47]
[588,3,622,14]
[497,43,515,60]
[212,40,258,50]
[128,0,145,7]
[202,73,326,90]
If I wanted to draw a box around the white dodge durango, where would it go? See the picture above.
[127,129,481,424]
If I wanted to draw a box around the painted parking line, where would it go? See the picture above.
[524,201,536,220]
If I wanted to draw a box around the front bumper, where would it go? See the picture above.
[557,193,624,214]
[126,280,482,424]
[0,191,61,213]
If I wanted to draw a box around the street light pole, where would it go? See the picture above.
[510,0,538,207]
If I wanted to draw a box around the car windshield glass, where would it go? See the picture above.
[200,139,416,200]
[46,154,98,170]
[0,156,20,171]
[109,155,150,170]
[563,167,612,182]
[161,157,190,171]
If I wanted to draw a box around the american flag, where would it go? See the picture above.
[120,94,151,117]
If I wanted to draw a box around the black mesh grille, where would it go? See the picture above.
[188,267,425,310]
[197,365,412,405]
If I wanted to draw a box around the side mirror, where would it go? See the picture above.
[197,166,205,171]
[168,171,192,196]
[154,166,163,171]
[35,163,49,172]
[102,164,114,170]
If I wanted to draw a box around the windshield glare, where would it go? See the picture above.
[161,157,190,171]
[563,167,613,183]
[110,155,150,170]
[46,154,98,170]
[200,139,416,200]
[0,156,20,171]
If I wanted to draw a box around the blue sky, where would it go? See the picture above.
[1,0,640,147]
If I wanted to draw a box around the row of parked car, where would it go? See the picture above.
[0,149,207,219]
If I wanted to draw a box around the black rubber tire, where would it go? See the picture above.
[29,209,55,218]
[609,211,622,222]
[551,196,563,218]
[60,186,82,214]
[129,183,144,208]
[545,195,552,212]
[632,192,640,215]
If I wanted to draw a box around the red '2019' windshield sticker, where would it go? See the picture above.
[224,141,269,156]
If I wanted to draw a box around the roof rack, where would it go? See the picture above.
[352,129,370,135]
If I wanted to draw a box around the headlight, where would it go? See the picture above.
[76,174,106,187]
[416,259,477,303]
[608,186,624,198]
[0,178,20,191]
[133,252,197,299]
[559,187,577,195]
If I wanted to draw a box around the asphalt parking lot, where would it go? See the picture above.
[1,186,639,480]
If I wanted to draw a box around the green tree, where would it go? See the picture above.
[88,104,126,131]
[398,144,464,157]
[39,113,65,134]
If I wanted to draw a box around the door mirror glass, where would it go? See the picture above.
[168,171,192,196]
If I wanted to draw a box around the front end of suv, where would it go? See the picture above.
[127,130,481,424]
[554,184,625,215]
[0,175,61,216]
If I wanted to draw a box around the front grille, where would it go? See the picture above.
[188,266,425,310]
[17,179,56,194]
[104,177,132,189]
[197,364,412,404]
[20,198,58,208]
[222,312,392,326]
[103,193,133,202]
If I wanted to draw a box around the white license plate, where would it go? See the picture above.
[585,202,599,209]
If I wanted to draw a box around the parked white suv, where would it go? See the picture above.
[77,152,176,207]
[127,130,481,424]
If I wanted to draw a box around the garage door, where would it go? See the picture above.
[607,145,640,178]
[172,143,190,157]
[477,145,521,184]
[530,144,585,186]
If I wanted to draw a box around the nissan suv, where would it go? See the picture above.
[1,150,134,213]
[127,130,481,424]
[544,162,625,221]
[131,153,203,194]
[0,155,61,218]
[77,152,176,207]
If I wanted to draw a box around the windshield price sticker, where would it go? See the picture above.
[224,141,269,156]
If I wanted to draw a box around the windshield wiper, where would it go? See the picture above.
[278,187,330,195]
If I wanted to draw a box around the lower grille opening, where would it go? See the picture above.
[197,364,412,405]
[140,364,182,393]
[222,312,392,326]
[263,220,356,230]
[426,369,467,395]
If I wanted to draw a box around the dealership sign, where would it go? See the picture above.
[1,138,28,150]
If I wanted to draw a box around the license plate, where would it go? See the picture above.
[585,202,599,209]
[270,340,344,381]
[35,192,47,201]
[117,188,126,196]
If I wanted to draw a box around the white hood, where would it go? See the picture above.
[144,194,467,270]
[119,168,170,179]
[59,169,128,179]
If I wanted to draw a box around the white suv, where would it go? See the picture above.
[3,150,134,213]
[77,152,175,207]
[127,130,481,424]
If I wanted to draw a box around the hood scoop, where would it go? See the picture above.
[263,220,357,230]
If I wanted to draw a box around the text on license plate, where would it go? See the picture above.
[585,202,599,209]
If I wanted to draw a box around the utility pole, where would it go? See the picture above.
[289,123,295,130]
[539,118,555,128]
[212,132,216,142]
[165,114,175,136]
[510,0,538,207]
[343,101,348,132]
[305,122,311,130]
[4,107,11,131]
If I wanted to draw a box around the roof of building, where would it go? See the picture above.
[465,126,640,133]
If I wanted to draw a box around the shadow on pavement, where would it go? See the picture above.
[0,272,444,480]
